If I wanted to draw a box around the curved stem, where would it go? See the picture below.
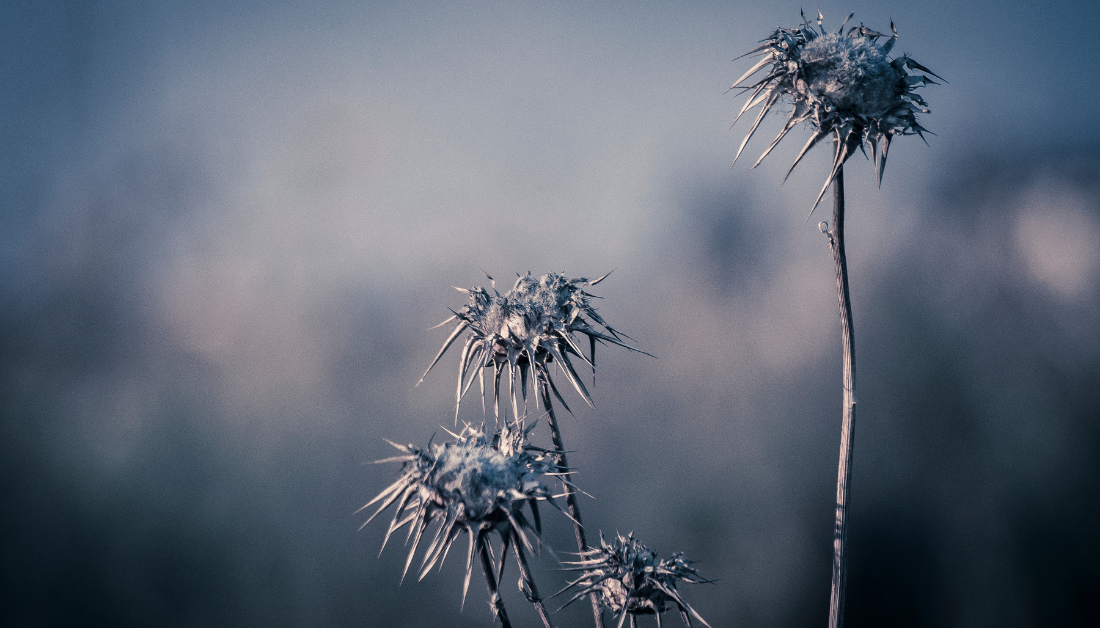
[826,167,856,628]
[536,366,605,628]
[511,530,557,628]
[479,540,512,628]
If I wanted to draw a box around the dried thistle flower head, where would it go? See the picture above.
[730,10,942,211]
[359,420,566,605]
[558,532,713,628]
[419,271,649,422]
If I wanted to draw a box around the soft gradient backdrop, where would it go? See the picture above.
[3,1,1099,626]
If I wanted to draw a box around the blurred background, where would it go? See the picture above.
[3,0,1099,626]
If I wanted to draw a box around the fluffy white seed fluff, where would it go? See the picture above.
[799,33,902,115]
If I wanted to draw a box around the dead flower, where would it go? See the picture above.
[419,271,649,422]
[557,531,714,628]
[729,10,942,211]
[359,420,568,608]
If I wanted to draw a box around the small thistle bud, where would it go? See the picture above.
[557,532,714,628]
[729,11,942,212]
[359,421,567,607]
[419,271,650,422]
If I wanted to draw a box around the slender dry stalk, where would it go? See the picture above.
[821,168,856,628]
[479,540,513,628]
[511,528,557,628]
[537,367,604,628]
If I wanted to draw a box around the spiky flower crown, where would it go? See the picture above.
[419,271,648,421]
[359,421,566,605]
[730,10,942,211]
[558,532,713,628]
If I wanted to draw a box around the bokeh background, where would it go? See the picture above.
[3,0,1099,626]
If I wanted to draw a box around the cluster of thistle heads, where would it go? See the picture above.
[729,10,941,212]
[361,12,940,626]
[363,271,710,627]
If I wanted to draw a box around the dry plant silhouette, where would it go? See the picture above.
[365,272,707,628]
[730,11,941,628]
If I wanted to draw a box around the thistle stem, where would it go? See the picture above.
[479,540,513,628]
[825,167,856,628]
[511,530,557,628]
[536,366,605,628]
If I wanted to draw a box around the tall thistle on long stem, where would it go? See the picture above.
[420,271,651,628]
[729,11,939,628]
[359,421,563,628]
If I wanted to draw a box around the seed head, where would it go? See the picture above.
[557,532,714,628]
[419,271,650,422]
[359,421,566,606]
[729,10,942,212]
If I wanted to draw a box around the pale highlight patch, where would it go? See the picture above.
[1013,180,1100,300]
[156,256,334,416]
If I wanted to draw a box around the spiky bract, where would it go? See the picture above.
[730,10,941,211]
[558,532,713,628]
[420,271,647,422]
[359,421,564,605]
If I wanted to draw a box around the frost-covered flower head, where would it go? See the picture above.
[730,11,942,211]
[359,421,564,604]
[558,532,713,628]
[419,271,649,421]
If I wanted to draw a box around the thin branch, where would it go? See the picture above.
[479,539,513,628]
[537,365,606,628]
[511,529,557,628]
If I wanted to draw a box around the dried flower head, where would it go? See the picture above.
[359,421,566,605]
[419,271,649,421]
[558,532,713,628]
[730,10,942,211]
